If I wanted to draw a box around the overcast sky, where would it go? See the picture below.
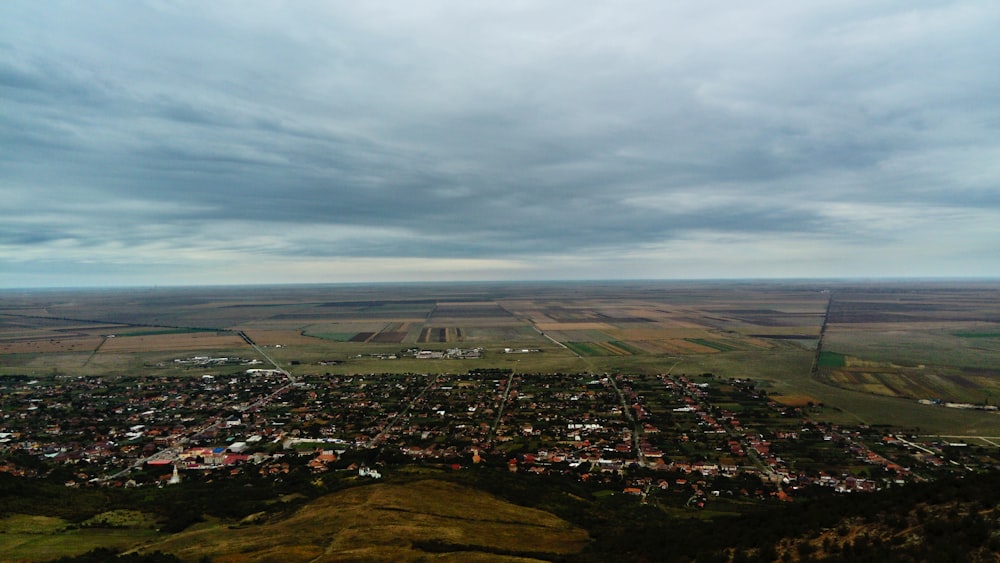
[2,1,999,287]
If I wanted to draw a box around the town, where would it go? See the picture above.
[2,361,995,509]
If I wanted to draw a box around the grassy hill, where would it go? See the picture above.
[5,468,1000,562]
[135,479,588,562]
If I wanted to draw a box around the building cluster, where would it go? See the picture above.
[1,367,997,497]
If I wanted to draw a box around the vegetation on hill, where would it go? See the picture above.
[5,464,1000,562]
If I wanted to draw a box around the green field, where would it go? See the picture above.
[953,332,1000,338]
[565,341,614,356]
[0,514,161,561]
[817,351,847,368]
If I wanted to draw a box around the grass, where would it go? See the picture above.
[0,514,161,561]
[305,332,358,342]
[825,329,1000,370]
[138,479,588,561]
[116,328,216,336]
[565,342,615,356]
[953,332,1000,338]
[684,338,737,352]
[661,347,1000,434]
[80,510,159,529]
[817,351,847,368]
[608,340,646,355]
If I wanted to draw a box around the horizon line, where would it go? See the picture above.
[3,275,1000,292]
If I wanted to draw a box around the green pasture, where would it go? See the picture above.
[0,514,160,561]
[646,347,999,435]
[565,342,614,357]
[953,332,1000,338]
[824,329,1000,370]
[817,351,846,368]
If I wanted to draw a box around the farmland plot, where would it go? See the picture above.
[99,332,246,353]
[0,335,104,354]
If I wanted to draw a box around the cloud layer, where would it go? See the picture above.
[3,1,999,286]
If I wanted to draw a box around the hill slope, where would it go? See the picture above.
[138,479,589,562]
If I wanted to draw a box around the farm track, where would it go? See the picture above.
[809,293,834,378]
[81,335,108,367]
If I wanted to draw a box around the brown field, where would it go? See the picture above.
[0,336,104,354]
[99,333,246,353]
[418,327,463,343]
[370,331,408,343]
[534,322,617,332]
[770,394,821,407]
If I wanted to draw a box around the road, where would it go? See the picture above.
[531,325,571,351]
[101,330,295,482]
[366,375,440,448]
[488,371,518,442]
[604,374,645,466]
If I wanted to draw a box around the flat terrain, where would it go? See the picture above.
[2,280,999,434]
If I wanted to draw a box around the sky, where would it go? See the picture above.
[2,1,999,288]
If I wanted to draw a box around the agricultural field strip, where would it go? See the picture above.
[0,311,224,333]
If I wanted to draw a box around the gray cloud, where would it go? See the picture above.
[2,1,999,286]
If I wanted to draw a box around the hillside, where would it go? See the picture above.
[6,468,1000,562]
[135,479,589,562]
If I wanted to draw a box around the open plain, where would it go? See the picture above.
[3,280,999,435]
[0,282,1000,435]
[2,280,1000,561]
